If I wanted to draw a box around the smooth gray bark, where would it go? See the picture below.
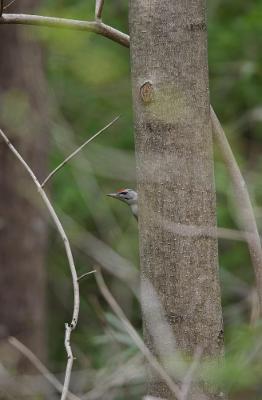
[129,1,225,399]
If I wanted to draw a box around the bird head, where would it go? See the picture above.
[106,188,137,206]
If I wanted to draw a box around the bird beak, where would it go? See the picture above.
[106,193,118,198]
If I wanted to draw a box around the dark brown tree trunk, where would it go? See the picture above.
[0,0,49,371]
[129,1,225,399]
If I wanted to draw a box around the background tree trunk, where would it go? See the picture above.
[0,0,49,371]
[129,1,225,398]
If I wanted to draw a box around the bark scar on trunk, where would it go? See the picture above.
[187,22,207,32]
[140,81,155,104]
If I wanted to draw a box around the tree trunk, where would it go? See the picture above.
[0,0,49,371]
[129,1,225,398]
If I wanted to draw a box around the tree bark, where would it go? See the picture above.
[129,1,225,399]
[0,0,49,371]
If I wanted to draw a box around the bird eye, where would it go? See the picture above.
[120,191,127,195]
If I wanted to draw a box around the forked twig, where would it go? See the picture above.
[8,337,80,400]
[0,14,130,47]
[0,127,79,400]
[95,268,183,400]
[41,116,120,187]
[211,106,262,313]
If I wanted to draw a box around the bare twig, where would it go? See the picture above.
[0,14,130,47]
[78,270,96,282]
[0,127,80,400]
[3,0,16,10]
[162,217,260,243]
[95,0,105,20]
[217,226,249,242]
[8,337,80,400]
[41,116,120,187]
[211,106,262,313]
[95,268,183,400]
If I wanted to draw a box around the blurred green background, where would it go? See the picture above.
[41,0,262,398]
[1,0,262,399]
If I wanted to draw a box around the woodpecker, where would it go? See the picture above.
[107,188,138,220]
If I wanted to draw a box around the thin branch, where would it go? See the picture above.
[95,268,183,400]
[3,0,16,10]
[78,270,96,282]
[0,127,80,400]
[8,337,80,400]
[211,106,262,313]
[217,226,248,242]
[0,13,130,48]
[95,0,105,20]
[162,217,260,243]
[41,116,120,187]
